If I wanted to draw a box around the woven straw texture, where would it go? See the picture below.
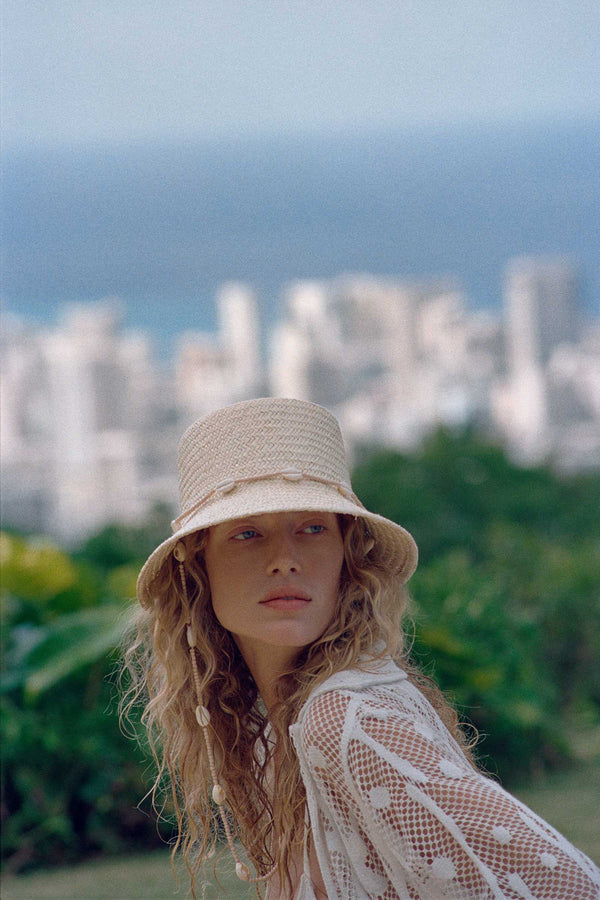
[178,398,350,512]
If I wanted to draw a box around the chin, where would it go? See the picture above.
[259,626,323,648]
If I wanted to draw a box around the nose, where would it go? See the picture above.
[266,533,301,575]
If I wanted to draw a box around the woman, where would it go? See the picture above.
[125,397,600,898]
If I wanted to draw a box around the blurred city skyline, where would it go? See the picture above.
[4,256,599,542]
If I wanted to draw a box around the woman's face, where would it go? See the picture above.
[204,510,344,661]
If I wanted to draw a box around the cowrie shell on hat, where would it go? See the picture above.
[215,479,236,494]
[136,397,417,606]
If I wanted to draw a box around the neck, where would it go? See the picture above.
[235,638,299,713]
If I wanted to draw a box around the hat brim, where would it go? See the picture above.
[136,478,417,606]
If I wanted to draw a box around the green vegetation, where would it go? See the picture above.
[1,520,175,875]
[2,429,599,875]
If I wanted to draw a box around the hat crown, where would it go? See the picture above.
[178,398,351,515]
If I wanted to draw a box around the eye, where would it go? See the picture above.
[232,528,259,541]
[301,524,325,534]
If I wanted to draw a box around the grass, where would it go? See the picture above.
[3,763,599,899]
[1,849,250,900]
[513,762,600,863]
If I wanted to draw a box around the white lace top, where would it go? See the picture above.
[288,656,600,899]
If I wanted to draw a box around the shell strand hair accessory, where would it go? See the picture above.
[173,541,276,885]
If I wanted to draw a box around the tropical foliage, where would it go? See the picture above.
[1,516,175,874]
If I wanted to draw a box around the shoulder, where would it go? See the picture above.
[297,654,408,711]
[291,657,465,773]
[293,656,406,735]
[294,655,439,732]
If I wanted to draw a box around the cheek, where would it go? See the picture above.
[323,547,345,605]
[206,560,250,632]
[209,586,237,632]
[333,539,345,581]
[205,558,229,625]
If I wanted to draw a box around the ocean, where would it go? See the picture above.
[3,118,599,356]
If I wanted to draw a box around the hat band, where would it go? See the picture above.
[171,469,358,534]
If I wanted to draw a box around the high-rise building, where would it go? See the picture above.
[175,283,262,422]
[2,300,172,541]
[270,274,503,452]
[504,257,579,373]
[492,257,599,467]
[218,282,262,399]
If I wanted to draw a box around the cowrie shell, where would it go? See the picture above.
[195,705,211,727]
[212,784,226,804]
[236,862,250,881]
[215,480,236,493]
[173,542,186,562]
[282,468,303,481]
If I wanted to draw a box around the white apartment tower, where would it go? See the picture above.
[218,282,262,399]
[175,283,262,421]
[270,274,503,452]
[270,275,421,411]
[492,257,599,465]
[505,257,578,372]
[2,301,167,542]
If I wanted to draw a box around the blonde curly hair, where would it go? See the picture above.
[121,515,475,897]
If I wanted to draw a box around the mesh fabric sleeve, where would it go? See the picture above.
[293,682,600,899]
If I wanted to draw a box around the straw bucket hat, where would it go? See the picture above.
[136,397,417,606]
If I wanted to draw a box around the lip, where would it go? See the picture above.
[260,597,312,611]
[260,587,311,607]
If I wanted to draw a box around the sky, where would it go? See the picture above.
[3,0,599,148]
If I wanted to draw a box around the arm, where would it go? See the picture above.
[296,685,600,899]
